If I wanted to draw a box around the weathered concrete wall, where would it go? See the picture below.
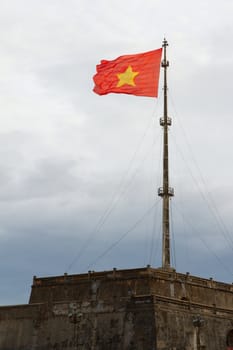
[155,295,233,349]
[0,267,232,349]
[0,295,156,349]
[29,269,152,304]
[0,304,41,349]
[29,268,233,310]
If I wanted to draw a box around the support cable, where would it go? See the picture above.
[66,102,161,272]
[170,121,233,253]
[85,198,161,271]
[172,201,233,277]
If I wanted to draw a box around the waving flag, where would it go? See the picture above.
[93,48,162,97]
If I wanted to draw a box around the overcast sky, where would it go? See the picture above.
[0,0,233,305]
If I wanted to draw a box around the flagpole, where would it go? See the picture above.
[158,39,174,269]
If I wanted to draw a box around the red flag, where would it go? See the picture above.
[93,48,162,98]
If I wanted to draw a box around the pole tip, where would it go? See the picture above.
[163,38,168,47]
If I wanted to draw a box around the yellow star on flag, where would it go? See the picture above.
[116,66,139,87]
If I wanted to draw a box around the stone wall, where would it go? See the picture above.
[0,267,232,349]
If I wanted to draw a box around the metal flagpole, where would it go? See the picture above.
[158,39,174,269]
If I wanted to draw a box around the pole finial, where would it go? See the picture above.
[163,38,168,47]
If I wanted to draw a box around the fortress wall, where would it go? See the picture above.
[0,267,232,349]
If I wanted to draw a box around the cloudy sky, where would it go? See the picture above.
[0,0,233,305]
